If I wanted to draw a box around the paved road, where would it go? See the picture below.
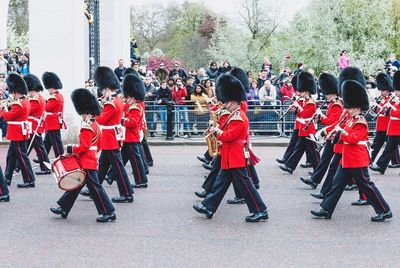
[1,145,399,267]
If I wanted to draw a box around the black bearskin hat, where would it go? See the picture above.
[393,71,400,91]
[376,72,393,92]
[342,80,369,111]
[122,74,145,101]
[291,74,298,91]
[230,67,249,93]
[94,66,120,91]
[124,67,138,77]
[6,73,28,95]
[297,71,316,94]
[366,81,377,89]
[338,67,366,92]
[71,88,101,116]
[318,73,339,95]
[216,73,247,103]
[42,71,63,89]
[23,74,44,92]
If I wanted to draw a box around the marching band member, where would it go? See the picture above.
[23,74,51,175]
[369,72,400,168]
[279,71,320,174]
[311,77,392,222]
[42,72,65,158]
[193,73,268,222]
[370,70,400,175]
[81,66,134,203]
[50,88,116,222]
[2,74,36,188]
[300,73,342,188]
[120,74,148,188]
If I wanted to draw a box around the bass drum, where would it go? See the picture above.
[51,155,86,191]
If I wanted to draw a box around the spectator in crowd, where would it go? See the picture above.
[155,62,169,82]
[169,62,188,79]
[259,80,277,106]
[261,56,273,72]
[218,60,232,74]
[156,80,172,132]
[366,81,379,103]
[131,60,146,77]
[338,49,350,70]
[257,69,270,88]
[130,38,138,60]
[203,79,214,98]
[167,78,175,88]
[190,84,208,132]
[171,78,190,136]
[185,76,195,100]
[114,59,126,82]
[385,53,400,70]
[280,77,295,102]
[0,80,8,138]
[293,62,305,76]
[195,68,209,85]
[18,54,29,75]
[206,62,219,80]
[144,76,157,136]
[247,81,258,105]
[85,79,98,98]
[0,50,8,75]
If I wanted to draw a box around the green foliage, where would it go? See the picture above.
[7,0,29,47]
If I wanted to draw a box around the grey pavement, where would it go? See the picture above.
[1,145,400,267]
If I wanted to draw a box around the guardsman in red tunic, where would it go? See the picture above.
[23,74,51,175]
[193,73,268,222]
[120,74,148,188]
[50,88,116,222]
[2,74,36,188]
[280,71,321,174]
[369,72,400,169]
[81,66,133,203]
[371,71,400,175]
[300,73,342,188]
[42,72,65,158]
[312,78,392,222]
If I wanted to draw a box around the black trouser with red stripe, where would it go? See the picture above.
[321,166,390,215]
[57,170,114,215]
[121,142,147,185]
[285,136,320,171]
[311,140,334,184]
[320,153,342,195]
[234,165,260,198]
[5,141,35,184]
[0,167,9,196]
[376,136,400,173]
[139,143,149,173]
[202,167,267,214]
[370,131,400,164]
[282,129,312,163]
[44,130,64,158]
[28,134,50,171]
[98,149,133,197]
[141,138,153,165]
[202,156,221,192]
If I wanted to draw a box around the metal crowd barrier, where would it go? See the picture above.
[143,100,377,139]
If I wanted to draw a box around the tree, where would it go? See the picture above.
[7,0,29,47]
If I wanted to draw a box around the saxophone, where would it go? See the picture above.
[204,100,222,157]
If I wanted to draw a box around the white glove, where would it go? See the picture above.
[315,129,323,140]
[316,109,324,117]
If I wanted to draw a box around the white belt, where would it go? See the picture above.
[28,116,40,122]
[378,115,387,117]
[89,146,97,151]
[8,121,28,126]
[296,117,314,123]
[101,124,122,130]
[390,116,400,121]
[343,141,368,145]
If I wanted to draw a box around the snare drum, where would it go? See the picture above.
[52,155,86,191]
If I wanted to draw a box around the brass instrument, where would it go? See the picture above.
[303,99,329,131]
[372,94,396,120]
[0,97,14,111]
[204,100,223,157]
[279,96,301,120]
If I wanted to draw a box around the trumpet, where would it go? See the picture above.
[372,94,396,120]
[303,99,329,131]
[279,96,301,120]
[0,97,13,111]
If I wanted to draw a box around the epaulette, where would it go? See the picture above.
[29,96,40,102]
[220,109,231,117]
[11,99,22,107]
[128,102,140,111]
[81,121,94,132]
[104,97,116,108]
[47,95,57,100]
[230,111,244,122]
[354,114,368,126]
[305,98,316,105]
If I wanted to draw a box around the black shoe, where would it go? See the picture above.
[133,183,148,188]
[310,193,324,200]
[33,159,40,164]
[254,183,260,190]
[369,165,384,174]
[193,203,213,219]
[148,162,154,167]
[276,158,286,164]
[197,156,210,165]
[371,211,393,222]
[35,170,51,175]
[300,177,317,189]
[194,191,208,198]
[344,184,358,191]
[227,197,246,204]
[96,212,116,222]
[112,195,134,203]
[0,194,10,202]
[300,162,313,168]
[388,164,400,168]
[14,168,20,173]
[146,170,149,174]
[50,207,68,219]
[245,210,269,222]
[17,182,35,188]
[105,176,113,185]
[311,208,332,219]
[351,199,369,206]
[202,163,213,171]
[279,165,293,174]
[80,188,91,197]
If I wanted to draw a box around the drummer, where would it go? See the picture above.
[50,88,116,222]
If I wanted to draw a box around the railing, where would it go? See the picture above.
[143,100,377,139]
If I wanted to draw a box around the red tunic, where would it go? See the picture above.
[320,98,343,126]
[217,108,248,169]
[45,91,65,131]
[297,98,316,137]
[387,100,400,136]
[123,101,144,143]
[375,96,392,131]
[70,121,101,170]
[28,94,45,134]
[96,95,124,150]
[339,115,370,168]
[3,97,31,141]
[321,109,349,154]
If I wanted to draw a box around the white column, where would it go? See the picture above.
[100,0,130,69]
[29,0,88,143]
[0,0,10,49]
